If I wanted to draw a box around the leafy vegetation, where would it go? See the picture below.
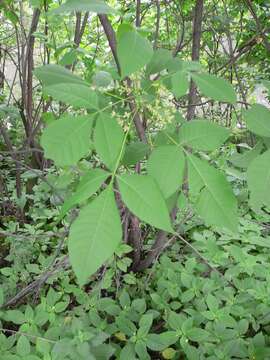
[0,0,270,359]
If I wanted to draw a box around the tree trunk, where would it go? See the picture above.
[186,0,204,121]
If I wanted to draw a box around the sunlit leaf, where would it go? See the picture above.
[44,83,99,109]
[192,73,237,103]
[51,0,114,14]
[68,187,122,285]
[243,104,270,138]
[147,145,185,198]
[171,71,189,98]
[34,64,87,86]
[117,29,153,78]
[179,120,230,151]
[118,174,173,232]
[41,115,93,166]
[187,154,238,232]
[94,114,125,170]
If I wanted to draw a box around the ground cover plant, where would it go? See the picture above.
[0,0,270,359]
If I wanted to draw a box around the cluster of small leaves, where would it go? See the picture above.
[1,211,270,359]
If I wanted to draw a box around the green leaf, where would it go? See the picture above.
[94,114,125,170]
[116,316,137,337]
[229,141,263,168]
[146,332,178,351]
[138,314,153,337]
[4,10,19,25]
[135,341,150,360]
[36,338,51,355]
[206,294,219,312]
[29,0,42,9]
[0,288,4,307]
[60,169,109,217]
[117,29,153,78]
[120,344,136,360]
[59,49,77,66]
[243,104,270,137]
[43,83,99,109]
[147,145,185,198]
[247,149,270,210]
[34,64,87,86]
[16,336,31,356]
[171,71,189,98]
[262,80,270,93]
[68,187,122,285]
[41,115,93,166]
[179,120,230,151]
[5,310,25,324]
[51,0,114,14]
[187,154,238,232]
[146,48,172,75]
[168,312,186,331]
[119,289,131,308]
[191,73,236,104]
[122,142,150,166]
[187,328,209,342]
[93,71,113,87]
[118,174,173,232]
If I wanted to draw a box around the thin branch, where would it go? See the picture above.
[0,328,56,343]
[153,0,160,50]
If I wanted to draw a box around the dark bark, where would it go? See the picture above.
[186,0,204,121]
[98,14,121,75]
[136,0,141,27]
[0,124,22,199]
[98,15,147,143]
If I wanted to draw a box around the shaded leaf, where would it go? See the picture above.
[247,149,270,211]
[229,141,263,168]
[122,142,150,166]
[146,48,172,75]
[93,71,113,87]
[146,332,178,351]
[60,169,109,217]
